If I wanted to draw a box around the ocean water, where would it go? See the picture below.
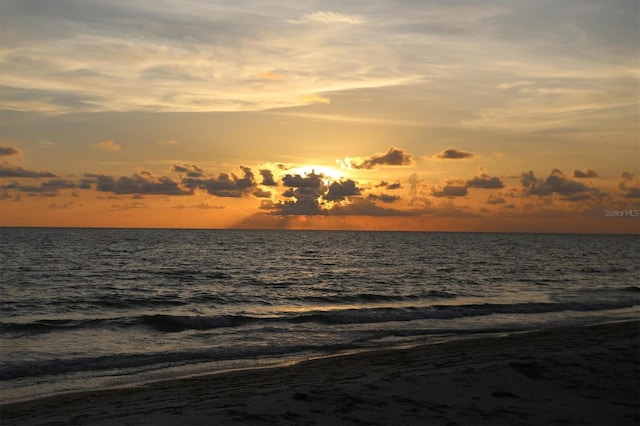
[1,228,638,404]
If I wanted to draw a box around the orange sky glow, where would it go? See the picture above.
[1,1,638,233]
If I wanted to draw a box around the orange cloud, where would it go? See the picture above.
[257,71,284,81]
[95,140,121,151]
[299,95,331,105]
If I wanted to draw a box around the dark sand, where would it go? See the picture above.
[2,320,639,425]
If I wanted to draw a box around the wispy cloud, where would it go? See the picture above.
[289,11,364,25]
[13,1,635,115]
[0,2,408,113]
[299,95,331,105]
[95,140,121,151]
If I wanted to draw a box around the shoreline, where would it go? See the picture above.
[2,320,639,425]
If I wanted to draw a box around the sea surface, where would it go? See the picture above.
[1,228,638,403]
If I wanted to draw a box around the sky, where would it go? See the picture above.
[1,0,639,233]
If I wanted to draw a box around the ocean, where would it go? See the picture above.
[1,228,638,404]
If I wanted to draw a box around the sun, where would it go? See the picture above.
[290,165,346,184]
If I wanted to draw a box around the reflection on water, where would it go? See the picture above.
[1,228,638,403]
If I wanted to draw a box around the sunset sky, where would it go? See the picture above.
[1,0,638,233]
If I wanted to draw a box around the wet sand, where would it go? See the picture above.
[2,320,638,425]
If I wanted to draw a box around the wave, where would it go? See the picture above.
[285,300,639,326]
[295,290,457,305]
[581,266,632,274]
[137,314,256,332]
[0,318,111,334]
[0,343,327,381]
[3,299,637,336]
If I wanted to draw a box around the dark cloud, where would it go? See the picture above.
[407,173,430,208]
[85,171,192,196]
[3,178,76,196]
[466,174,504,189]
[0,146,21,157]
[266,173,362,215]
[330,198,409,216]
[111,202,148,210]
[573,168,599,179]
[259,200,274,210]
[253,188,272,198]
[172,203,225,210]
[331,197,474,218]
[259,177,477,218]
[621,190,640,202]
[521,169,604,200]
[171,163,204,177]
[182,166,256,198]
[431,184,468,197]
[376,180,402,190]
[618,172,640,199]
[282,172,325,189]
[284,185,323,199]
[171,164,260,197]
[0,162,57,178]
[48,201,75,209]
[621,171,634,180]
[408,173,420,196]
[40,179,76,192]
[78,179,93,190]
[368,193,401,203]
[520,171,539,191]
[561,193,597,202]
[522,169,586,196]
[260,197,327,216]
[324,179,361,201]
[435,147,474,160]
[268,171,327,215]
[486,194,506,205]
[280,173,405,215]
[347,147,413,169]
[259,169,277,186]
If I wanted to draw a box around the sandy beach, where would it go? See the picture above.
[2,320,638,426]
